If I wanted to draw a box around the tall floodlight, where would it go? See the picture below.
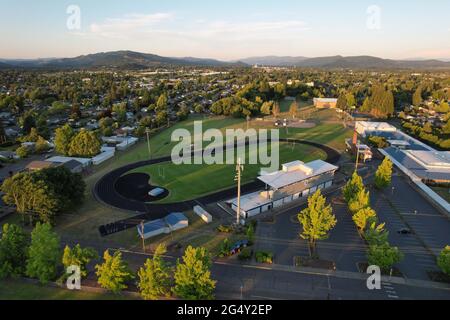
[234,158,244,225]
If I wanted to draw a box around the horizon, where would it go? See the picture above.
[1,0,450,61]
[2,50,450,63]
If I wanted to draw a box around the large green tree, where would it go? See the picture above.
[375,158,393,189]
[367,243,403,273]
[96,250,134,293]
[68,129,101,157]
[62,244,98,278]
[364,222,389,246]
[173,246,216,300]
[26,223,61,284]
[54,124,74,156]
[343,172,364,203]
[137,244,172,300]
[348,188,370,214]
[1,172,58,223]
[34,166,86,213]
[298,190,337,257]
[0,224,28,278]
[353,208,377,233]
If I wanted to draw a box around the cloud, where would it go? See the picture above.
[89,13,174,38]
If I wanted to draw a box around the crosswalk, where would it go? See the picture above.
[383,281,399,299]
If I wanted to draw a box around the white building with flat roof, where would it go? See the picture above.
[355,121,397,137]
[228,159,339,219]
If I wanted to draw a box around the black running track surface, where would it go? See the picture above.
[94,139,340,236]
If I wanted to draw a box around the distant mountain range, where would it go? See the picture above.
[1,51,450,70]
[0,51,242,69]
[240,55,450,69]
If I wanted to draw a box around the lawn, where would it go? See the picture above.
[131,141,327,203]
[0,279,132,300]
[278,98,313,113]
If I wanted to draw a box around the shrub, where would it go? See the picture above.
[238,248,253,261]
[255,251,273,264]
[217,225,233,233]
[368,136,388,148]
[437,246,450,276]
[218,238,231,258]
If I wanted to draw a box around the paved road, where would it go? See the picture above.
[116,249,450,300]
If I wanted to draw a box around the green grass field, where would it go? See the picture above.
[279,98,313,113]
[131,141,326,203]
[0,279,132,300]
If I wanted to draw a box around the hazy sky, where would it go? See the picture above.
[1,0,449,60]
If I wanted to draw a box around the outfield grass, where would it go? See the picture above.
[131,141,326,203]
[0,279,132,300]
[279,98,313,113]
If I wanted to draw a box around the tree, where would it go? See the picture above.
[173,246,216,300]
[54,124,74,156]
[1,172,58,223]
[423,122,433,134]
[260,101,274,115]
[361,97,371,112]
[96,250,134,293]
[437,246,450,276]
[346,93,356,108]
[15,145,29,158]
[35,136,50,154]
[272,102,280,118]
[298,190,337,257]
[348,188,370,214]
[0,224,28,279]
[289,101,298,119]
[246,223,255,244]
[353,208,377,233]
[156,93,168,111]
[68,129,101,157]
[375,158,393,189]
[336,94,348,110]
[413,86,423,106]
[442,119,450,135]
[26,223,61,284]
[34,166,86,213]
[62,244,98,278]
[367,243,403,273]
[137,244,172,300]
[364,221,389,246]
[343,172,364,203]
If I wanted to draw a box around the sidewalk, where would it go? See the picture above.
[213,259,450,291]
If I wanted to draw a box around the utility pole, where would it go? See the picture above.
[355,140,360,172]
[235,158,244,226]
[145,128,151,159]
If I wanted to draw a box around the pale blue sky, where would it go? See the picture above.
[1,0,449,60]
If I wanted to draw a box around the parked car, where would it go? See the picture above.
[230,240,249,255]
[397,228,413,235]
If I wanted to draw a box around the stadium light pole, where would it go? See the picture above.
[355,140,360,172]
[235,158,244,226]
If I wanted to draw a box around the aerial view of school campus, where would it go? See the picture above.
[0,1,449,306]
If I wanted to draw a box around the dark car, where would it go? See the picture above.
[398,228,413,235]
[230,240,249,255]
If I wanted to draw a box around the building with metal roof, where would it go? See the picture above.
[228,159,338,220]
